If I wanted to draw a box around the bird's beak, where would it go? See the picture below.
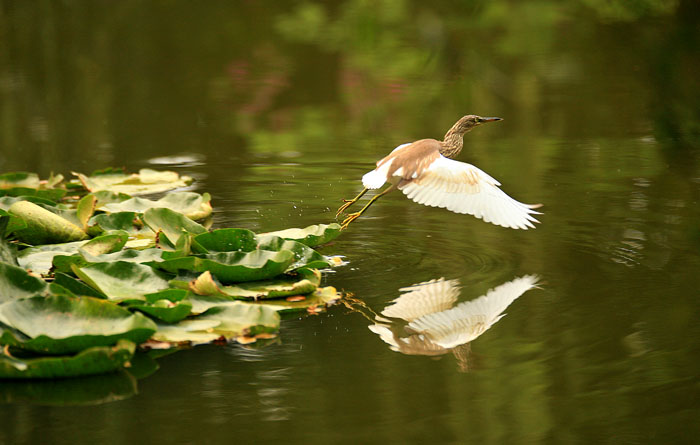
[479,117,502,123]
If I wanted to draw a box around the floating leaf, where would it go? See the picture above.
[0,294,156,354]
[53,272,106,299]
[189,270,227,295]
[155,249,294,283]
[192,228,258,253]
[74,169,193,196]
[142,208,207,247]
[0,339,136,379]
[125,299,192,324]
[76,194,97,230]
[0,262,48,303]
[256,235,330,270]
[144,288,190,304]
[0,172,41,189]
[72,261,171,302]
[9,201,87,245]
[259,223,342,247]
[17,240,87,275]
[214,269,321,300]
[88,211,152,237]
[80,230,129,256]
[259,286,342,314]
[100,192,212,221]
[151,319,223,345]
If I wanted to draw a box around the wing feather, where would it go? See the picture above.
[397,156,541,230]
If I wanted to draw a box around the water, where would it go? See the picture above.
[1,1,699,443]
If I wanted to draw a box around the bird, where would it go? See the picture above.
[336,115,541,230]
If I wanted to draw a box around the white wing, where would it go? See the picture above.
[361,143,411,189]
[407,275,539,349]
[380,277,460,322]
[398,156,541,229]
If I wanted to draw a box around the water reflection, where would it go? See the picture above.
[367,275,539,370]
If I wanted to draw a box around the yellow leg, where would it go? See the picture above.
[340,185,396,230]
[336,188,368,218]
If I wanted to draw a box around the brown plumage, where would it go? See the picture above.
[337,115,542,230]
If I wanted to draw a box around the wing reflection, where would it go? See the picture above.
[368,275,539,369]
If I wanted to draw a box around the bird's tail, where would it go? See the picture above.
[362,168,388,189]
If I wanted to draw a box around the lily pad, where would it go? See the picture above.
[0,172,41,189]
[256,236,330,271]
[9,201,87,245]
[0,339,136,379]
[17,240,88,275]
[259,285,342,314]
[88,212,152,237]
[151,319,223,345]
[0,262,48,303]
[190,268,321,300]
[259,223,342,247]
[74,169,193,196]
[155,249,295,283]
[100,192,212,221]
[142,208,207,247]
[192,228,258,253]
[0,294,157,354]
[125,299,192,324]
[53,272,107,299]
[72,261,171,302]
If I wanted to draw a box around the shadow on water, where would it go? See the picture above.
[347,275,539,372]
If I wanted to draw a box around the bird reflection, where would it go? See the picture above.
[366,275,539,371]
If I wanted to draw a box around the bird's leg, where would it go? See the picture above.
[336,188,368,218]
[340,185,396,230]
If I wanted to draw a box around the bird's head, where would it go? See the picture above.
[455,115,503,133]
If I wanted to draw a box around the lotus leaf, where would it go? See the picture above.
[100,192,212,221]
[256,235,330,271]
[0,262,48,303]
[76,194,97,230]
[144,288,190,304]
[156,249,294,283]
[74,169,193,196]
[0,172,41,189]
[9,201,87,245]
[80,230,129,256]
[0,295,156,354]
[142,208,207,247]
[192,228,258,253]
[185,294,238,314]
[91,190,132,207]
[0,339,136,379]
[53,272,106,299]
[191,268,321,300]
[125,299,192,324]
[151,319,223,345]
[17,240,88,275]
[259,223,341,247]
[72,261,171,302]
[88,212,152,237]
[259,286,342,314]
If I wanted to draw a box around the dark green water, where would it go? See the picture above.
[1,1,699,443]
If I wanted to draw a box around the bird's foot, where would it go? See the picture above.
[340,212,362,230]
[336,199,356,218]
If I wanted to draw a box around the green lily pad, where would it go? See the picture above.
[0,339,136,379]
[74,169,193,196]
[152,302,279,345]
[155,249,295,283]
[88,212,152,237]
[256,236,330,271]
[185,294,238,315]
[53,272,107,299]
[125,299,192,324]
[0,172,41,189]
[9,201,87,245]
[0,216,20,265]
[192,228,258,253]
[17,240,87,275]
[0,294,156,354]
[100,192,212,221]
[76,194,97,230]
[259,223,342,247]
[0,262,48,303]
[142,208,207,247]
[259,285,342,314]
[81,230,129,256]
[143,288,190,304]
[190,268,321,300]
[72,261,171,302]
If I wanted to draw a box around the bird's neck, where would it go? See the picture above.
[440,127,467,158]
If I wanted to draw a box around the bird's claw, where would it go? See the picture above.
[340,212,362,230]
[336,200,355,219]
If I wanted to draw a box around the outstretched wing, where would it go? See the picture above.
[398,155,541,229]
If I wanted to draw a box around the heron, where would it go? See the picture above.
[336,115,541,230]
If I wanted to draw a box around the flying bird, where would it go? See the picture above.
[337,115,541,230]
